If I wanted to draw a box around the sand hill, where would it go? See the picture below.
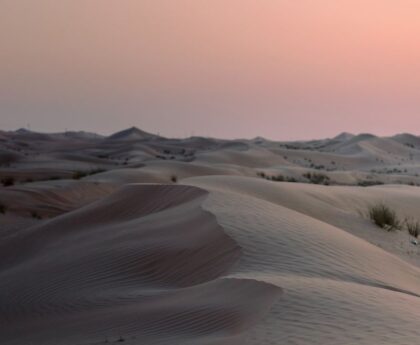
[0,128,419,344]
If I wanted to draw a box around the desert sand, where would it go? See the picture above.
[0,127,419,344]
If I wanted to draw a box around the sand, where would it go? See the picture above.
[0,128,419,344]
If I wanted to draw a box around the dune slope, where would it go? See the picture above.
[2,129,420,344]
[0,184,280,345]
[186,176,420,345]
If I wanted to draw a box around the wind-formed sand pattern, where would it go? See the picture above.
[0,128,420,344]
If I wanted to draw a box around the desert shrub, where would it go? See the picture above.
[257,171,266,178]
[358,180,384,187]
[258,172,285,182]
[405,218,419,238]
[368,204,400,231]
[170,175,177,183]
[0,203,6,214]
[258,172,296,183]
[31,211,42,220]
[303,172,330,185]
[271,174,284,182]
[1,176,15,187]
[72,171,87,180]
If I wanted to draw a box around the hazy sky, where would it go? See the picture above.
[2,1,420,139]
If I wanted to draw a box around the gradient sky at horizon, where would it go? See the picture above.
[2,1,420,140]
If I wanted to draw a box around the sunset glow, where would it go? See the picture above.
[2,1,420,139]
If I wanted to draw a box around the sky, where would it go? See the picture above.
[1,0,420,140]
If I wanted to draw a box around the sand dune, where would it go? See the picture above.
[107,127,161,141]
[1,128,420,344]
[0,184,280,344]
[186,176,420,344]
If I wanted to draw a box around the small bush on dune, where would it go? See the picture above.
[405,218,419,238]
[271,174,285,182]
[257,171,297,183]
[72,171,87,180]
[170,175,177,183]
[303,172,330,185]
[1,176,15,187]
[368,203,400,231]
[31,211,42,220]
[358,180,384,187]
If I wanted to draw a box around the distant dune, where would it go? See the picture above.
[107,126,160,141]
[0,128,419,344]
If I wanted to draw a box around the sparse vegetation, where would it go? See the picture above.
[303,172,330,185]
[171,175,177,183]
[405,218,419,238]
[257,171,266,178]
[1,176,15,187]
[72,171,87,180]
[271,174,285,182]
[310,164,325,170]
[358,180,384,187]
[0,203,6,214]
[31,211,42,220]
[257,172,297,183]
[257,172,285,182]
[368,203,400,231]
[97,154,109,159]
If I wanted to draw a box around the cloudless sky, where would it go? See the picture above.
[1,0,420,139]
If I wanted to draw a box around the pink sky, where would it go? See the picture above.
[1,0,420,139]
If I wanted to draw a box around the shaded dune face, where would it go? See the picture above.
[0,184,280,345]
[0,181,117,219]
